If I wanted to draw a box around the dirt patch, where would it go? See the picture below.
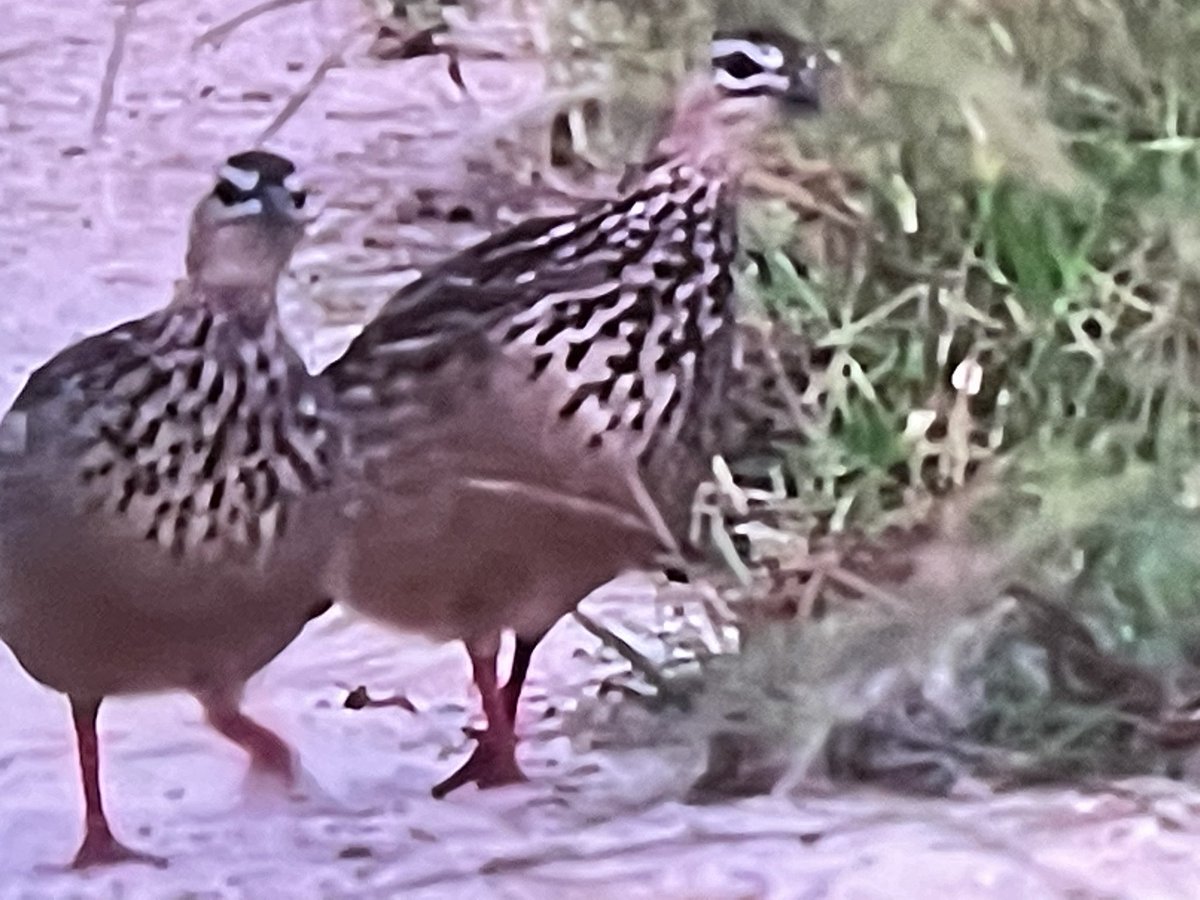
[3,2,1200,897]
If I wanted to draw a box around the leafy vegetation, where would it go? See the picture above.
[374,0,1200,793]
[683,0,1200,793]
[530,0,1200,794]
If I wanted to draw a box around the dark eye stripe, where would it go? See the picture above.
[715,50,765,81]
[214,179,256,206]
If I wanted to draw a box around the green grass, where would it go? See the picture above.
[611,0,1200,792]
[381,0,1200,791]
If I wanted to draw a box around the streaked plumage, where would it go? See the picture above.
[326,32,823,795]
[0,151,338,868]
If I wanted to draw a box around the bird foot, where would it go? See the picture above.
[246,738,296,787]
[233,735,302,814]
[431,738,527,799]
[71,828,166,870]
[206,706,296,788]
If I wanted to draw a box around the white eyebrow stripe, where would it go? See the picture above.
[711,38,785,70]
[219,164,260,191]
[714,69,790,92]
[216,197,263,218]
[283,173,304,193]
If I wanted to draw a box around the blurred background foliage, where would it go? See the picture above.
[375,0,1200,794]
[697,0,1200,795]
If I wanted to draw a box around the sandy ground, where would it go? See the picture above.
[4,1,1200,897]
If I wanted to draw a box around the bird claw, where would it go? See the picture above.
[71,829,167,870]
[247,740,296,787]
[431,738,527,799]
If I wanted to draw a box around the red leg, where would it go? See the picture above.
[69,696,165,870]
[431,635,528,798]
[201,692,295,785]
[500,633,544,724]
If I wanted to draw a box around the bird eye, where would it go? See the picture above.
[214,179,248,206]
[291,190,308,209]
[717,51,763,81]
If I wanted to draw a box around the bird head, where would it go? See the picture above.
[660,30,829,172]
[185,150,309,292]
[710,30,824,112]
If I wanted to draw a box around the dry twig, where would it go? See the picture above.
[257,28,366,144]
[91,0,145,141]
[0,41,44,66]
[192,0,316,51]
[571,609,685,703]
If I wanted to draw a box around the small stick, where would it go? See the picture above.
[192,0,315,51]
[462,477,660,540]
[824,565,907,611]
[344,685,417,712]
[92,0,144,141]
[761,336,813,438]
[571,610,682,704]
[0,41,44,66]
[257,28,363,144]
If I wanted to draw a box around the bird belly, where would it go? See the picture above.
[0,471,333,698]
[331,463,661,645]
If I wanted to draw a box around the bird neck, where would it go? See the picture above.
[655,76,758,179]
[170,279,282,331]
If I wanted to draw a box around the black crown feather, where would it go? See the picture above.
[711,29,823,110]
[213,150,304,209]
[225,150,296,184]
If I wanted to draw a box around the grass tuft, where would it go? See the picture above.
[651,0,1200,793]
